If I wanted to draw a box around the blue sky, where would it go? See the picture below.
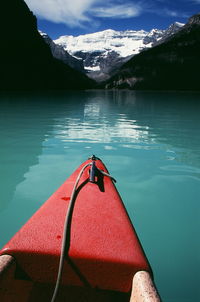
[24,0,200,39]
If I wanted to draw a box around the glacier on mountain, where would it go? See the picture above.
[55,29,151,58]
[53,22,184,81]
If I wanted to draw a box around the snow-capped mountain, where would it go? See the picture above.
[152,22,185,45]
[104,13,200,90]
[54,22,184,81]
[55,29,150,60]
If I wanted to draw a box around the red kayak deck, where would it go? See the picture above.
[0,158,150,293]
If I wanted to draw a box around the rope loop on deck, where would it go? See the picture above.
[51,156,116,302]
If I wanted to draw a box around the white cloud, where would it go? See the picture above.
[25,0,143,27]
[161,8,189,18]
[25,0,97,27]
[163,9,179,17]
[91,3,142,19]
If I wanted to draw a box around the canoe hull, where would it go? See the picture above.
[0,158,150,293]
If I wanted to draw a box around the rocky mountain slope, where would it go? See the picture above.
[54,23,184,82]
[39,31,85,73]
[0,0,93,90]
[104,13,200,91]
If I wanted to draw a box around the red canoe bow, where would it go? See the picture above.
[0,156,151,293]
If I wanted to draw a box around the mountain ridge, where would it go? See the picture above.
[103,13,200,90]
[39,31,85,73]
[54,22,184,82]
[0,0,93,91]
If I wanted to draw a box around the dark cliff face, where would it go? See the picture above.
[40,32,85,73]
[105,13,200,91]
[0,0,94,90]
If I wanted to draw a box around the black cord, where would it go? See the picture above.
[50,163,92,302]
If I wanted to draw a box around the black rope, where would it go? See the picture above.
[50,158,116,302]
[50,162,92,302]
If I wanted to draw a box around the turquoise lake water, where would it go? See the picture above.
[0,90,200,301]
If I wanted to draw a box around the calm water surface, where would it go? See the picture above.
[0,90,200,302]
